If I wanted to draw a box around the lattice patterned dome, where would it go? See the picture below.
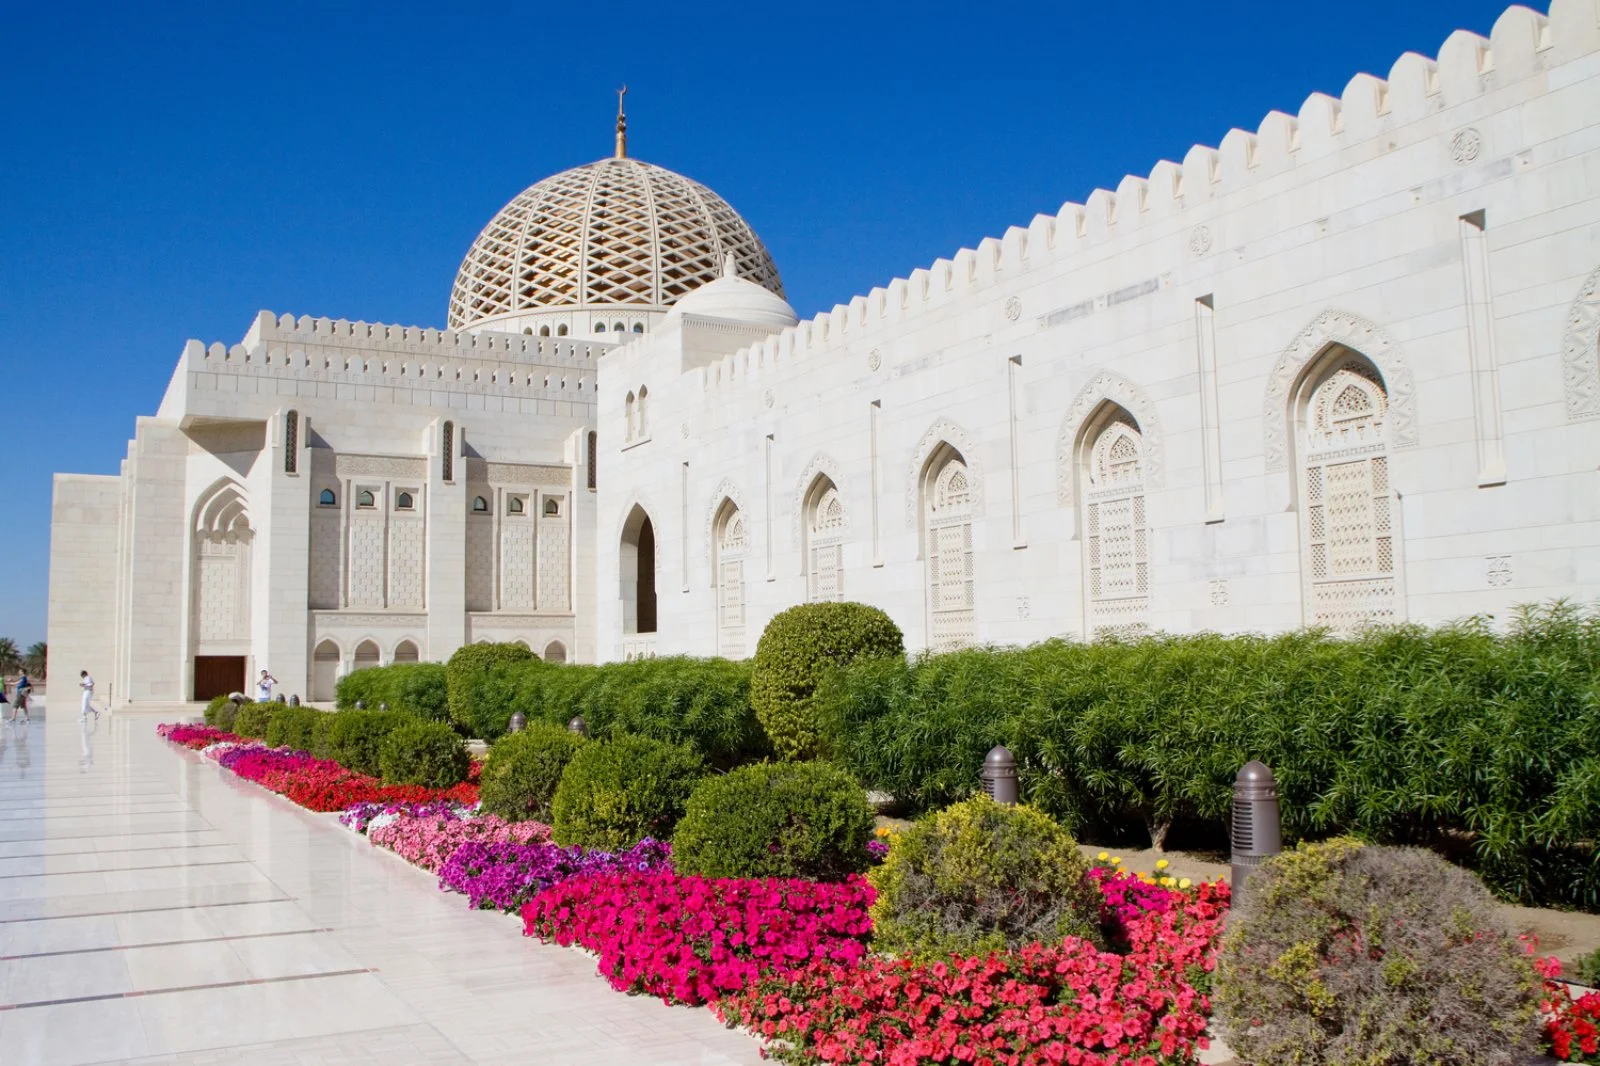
[447,157,784,330]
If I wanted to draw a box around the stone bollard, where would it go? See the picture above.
[1230,761,1283,893]
[508,711,527,734]
[981,745,1019,805]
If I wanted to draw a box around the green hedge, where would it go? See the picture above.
[334,663,449,721]
[447,643,535,733]
[233,701,276,739]
[479,723,587,823]
[672,761,875,881]
[264,706,324,752]
[751,602,904,760]
[814,602,1600,909]
[323,709,412,778]
[203,694,237,732]
[464,655,765,766]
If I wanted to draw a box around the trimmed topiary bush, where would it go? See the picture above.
[868,793,1103,960]
[264,706,323,751]
[479,722,587,823]
[672,761,875,881]
[446,642,536,734]
[551,735,704,850]
[378,720,470,788]
[751,601,904,760]
[1214,838,1543,1066]
[203,694,236,731]
[233,701,276,740]
[323,709,410,778]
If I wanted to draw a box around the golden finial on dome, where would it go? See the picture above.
[615,85,628,159]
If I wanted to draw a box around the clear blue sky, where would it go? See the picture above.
[0,0,1521,648]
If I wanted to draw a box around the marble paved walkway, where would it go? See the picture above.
[0,703,764,1066]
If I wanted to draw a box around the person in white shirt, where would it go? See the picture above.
[256,669,278,703]
[79,671,100,721]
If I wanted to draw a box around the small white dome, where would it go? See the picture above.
[667,254,799,331]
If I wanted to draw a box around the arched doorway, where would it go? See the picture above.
[1079,405,1149,639]
[619,505,657,643]
[392,639,420,663]
[712,499,747,658]
[803,475,844,602]
[312,640,341,702]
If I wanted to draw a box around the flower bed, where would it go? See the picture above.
[439,838,672,912]
[159,725,479,812]
[715,874,1230,1065]
[368,807,551,872]
[1539,956,1600,1062]
[523,870,877,1006]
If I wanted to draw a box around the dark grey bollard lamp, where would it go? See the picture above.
[507,711,527,734]
[568,715,588,737]
[1230,761,1283,893]
[354,700,367,710]
[276,692,287,704]
[379,702,389,712]
[981,745,1019,805]
[288,694,301,708]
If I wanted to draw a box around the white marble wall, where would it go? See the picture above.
[593,0,1600,659]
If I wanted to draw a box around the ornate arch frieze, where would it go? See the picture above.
[791,451,847,544]
[1262,309,1418,471]
[1562,265,1600,420]
[702,478,751,562]
[905,418,985,527]
[1054,371,1164,504]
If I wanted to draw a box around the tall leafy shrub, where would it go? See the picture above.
[751,602,904,759]
[264,705,323,752]
[336,663,449,721]
[446,642,535,734]
[378,720,470,788]
[479,722,586,822]
[323,709,411,778]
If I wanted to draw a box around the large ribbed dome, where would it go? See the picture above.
[447,157,784,330]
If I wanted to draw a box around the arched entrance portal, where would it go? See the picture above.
[619,505,657,655]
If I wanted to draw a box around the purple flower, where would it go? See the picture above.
[438,838,672,912]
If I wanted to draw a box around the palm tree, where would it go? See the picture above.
[0,638,19,676]
[23,642,46,678]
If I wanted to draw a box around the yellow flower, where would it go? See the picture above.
[1155,859,1170,871]
[1179,878,1193,890]
[1109,856,1122,865]
[875,826,892,838]
[1097,851,1110,862]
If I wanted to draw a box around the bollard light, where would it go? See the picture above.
[354,700,367,710]
[1230,761,1283,893]
[508,711,527,734]
[981,745,1019,806]
[379,702,389,712]
[568,715,588,737]
[276,692,287,704]
[288,695,301,708]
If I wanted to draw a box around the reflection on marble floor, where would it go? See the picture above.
[0,701,761,1065]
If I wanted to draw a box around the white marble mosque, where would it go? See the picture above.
[48,0,1600,703]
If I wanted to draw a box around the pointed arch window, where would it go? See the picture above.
[921,446,976,649]
[637,386,649,440]
[713,501,748,658]
[1297,358,1399,630]
[1080,412,1148,639]
[624,392,636,443]
[442,421,454,482]
[472,495,489,513]
[357,489,375,509]
[318,488,337,507]
[804,477,845,602]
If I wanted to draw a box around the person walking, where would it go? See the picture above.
[79,670,100,721]
[255,669,277,703]
[13,673,32,724]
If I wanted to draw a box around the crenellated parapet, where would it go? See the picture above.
[693,1,1590,397]
[244,311,610,368]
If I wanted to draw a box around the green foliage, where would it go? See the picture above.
[446,642,535,733]
[203,694,237,732]
[265,706,324,752]
[551,735,704,850]
[479,723,587,823]
[868,794,1103,960]
[323,710,411,778]
[751,602,905,760]
[672,761,875,881]
[1215,839,1542,1065]
[378,720,470,788]
[233,701,276,739]
[334,662,449,721]
[814,602,1600,909]
[1574,947,1600,988]
[462,655,765,765]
